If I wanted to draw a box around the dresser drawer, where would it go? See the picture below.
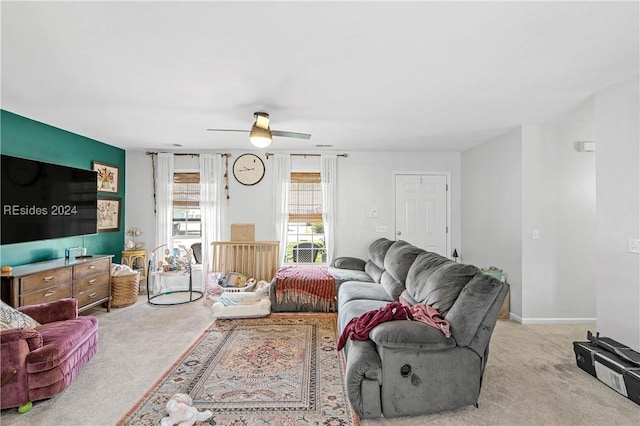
[74,258,110,279]
[21,268,73,293]
[74,272,110,293]
[21,282,73,306]
[74,284,109,307]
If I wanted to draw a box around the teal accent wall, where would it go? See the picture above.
[0,110,125,266]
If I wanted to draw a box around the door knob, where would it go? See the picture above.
[397,231,402,236]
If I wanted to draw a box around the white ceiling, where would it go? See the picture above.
[2,1,638,153]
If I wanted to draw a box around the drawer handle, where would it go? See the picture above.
[43,276,55,281]
[88,279,97,284]
[88,265,96,270]
[88,292,97,299]
[44,290,56,297]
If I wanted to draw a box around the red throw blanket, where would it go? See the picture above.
[337,302,412,350]
[275,266,336,312]
[337,301,451,351]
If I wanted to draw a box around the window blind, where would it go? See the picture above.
[289,172,322,222]
[173,172,200,208]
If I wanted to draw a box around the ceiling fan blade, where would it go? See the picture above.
[271,130,312,140]
[206,129,249,133]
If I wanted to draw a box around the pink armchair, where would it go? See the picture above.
[0,298,98,411]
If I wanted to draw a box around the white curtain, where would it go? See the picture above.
[321,154,337,265]
[154,153,174,264]
[271,154,291,265]
[199,154,222,291]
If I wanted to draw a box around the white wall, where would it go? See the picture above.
[125,149,462,262]
[461,127,523,316]
[461,99,597,322]
[594,77,640,351]
[546,101,596,321]
[521,100,597,322]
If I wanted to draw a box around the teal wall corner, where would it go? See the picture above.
[1,110,126,266]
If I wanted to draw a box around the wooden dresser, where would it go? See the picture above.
[1,255,113,312]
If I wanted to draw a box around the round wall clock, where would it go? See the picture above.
[232,153,266,186]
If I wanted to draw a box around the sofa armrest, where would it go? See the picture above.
[369,321,456,350]
[1,328,43,351]
[18,298,78,324]
[344,339,382,418]
[333,257,366,271]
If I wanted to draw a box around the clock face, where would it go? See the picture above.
[232,154,266,186]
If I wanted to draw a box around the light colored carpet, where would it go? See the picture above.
[1,297,638,425]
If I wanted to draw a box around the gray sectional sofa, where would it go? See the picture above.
[330,238,509,418]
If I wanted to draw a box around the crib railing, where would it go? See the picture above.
[210,241,280,282]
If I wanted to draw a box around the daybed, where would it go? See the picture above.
[0,298,98,411]
[332,238,509,418]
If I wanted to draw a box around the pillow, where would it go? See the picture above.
[0,300,41,330]
[333,257,366,271]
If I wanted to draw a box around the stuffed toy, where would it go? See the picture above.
[160,393,213,426]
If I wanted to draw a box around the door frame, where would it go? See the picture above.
[393,171,452,258]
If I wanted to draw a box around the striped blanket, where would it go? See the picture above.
[275,266,336,312]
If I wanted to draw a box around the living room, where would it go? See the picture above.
[1,1,639,425]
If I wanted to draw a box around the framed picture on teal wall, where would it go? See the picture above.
[93,161,119,193]
[97,197,121,232]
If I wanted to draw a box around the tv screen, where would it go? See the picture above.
[1,155,98,245]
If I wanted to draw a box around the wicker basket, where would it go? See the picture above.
[111,272,140,307]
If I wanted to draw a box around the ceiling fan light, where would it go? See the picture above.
[249,124,272,148]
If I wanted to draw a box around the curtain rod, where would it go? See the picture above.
[146,151,231,157]
[264,152,348,159]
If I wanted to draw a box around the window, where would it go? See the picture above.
[172,172,201,248]
[286,172,325,263]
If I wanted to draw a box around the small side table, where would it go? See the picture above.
[121,250,147,282]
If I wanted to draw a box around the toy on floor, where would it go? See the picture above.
[202,272,223,307]
[160,393,213,426]
[211,280,272,319]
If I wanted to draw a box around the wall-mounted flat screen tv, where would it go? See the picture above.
[1,154,98,245]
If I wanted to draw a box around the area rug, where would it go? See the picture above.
[120,314,360,425]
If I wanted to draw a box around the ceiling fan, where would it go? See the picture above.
[207,112,311,148]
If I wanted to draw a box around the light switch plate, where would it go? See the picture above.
[628,238,640,254]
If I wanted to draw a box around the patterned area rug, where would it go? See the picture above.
[120,314,359,425]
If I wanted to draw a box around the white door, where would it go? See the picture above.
[395,174,448,256]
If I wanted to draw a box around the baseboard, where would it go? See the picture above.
[508,313,597,325]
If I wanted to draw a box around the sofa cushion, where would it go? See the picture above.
[370,320,456,350]
[333,257,366,270]
[338,281,393,308]
[380,241,424,300]
[380,272,404,300]
[364,261,384,283]
[0,300,40,330]
[338,298,391,334]
[329,266,374,287]
[405,253,478,316]
[368,238,395,269]
[444,273,504,348]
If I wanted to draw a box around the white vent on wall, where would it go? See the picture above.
[574,141,596,152]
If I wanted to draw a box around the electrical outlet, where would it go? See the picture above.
[628,238,640,254]
[376,225,388,233]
